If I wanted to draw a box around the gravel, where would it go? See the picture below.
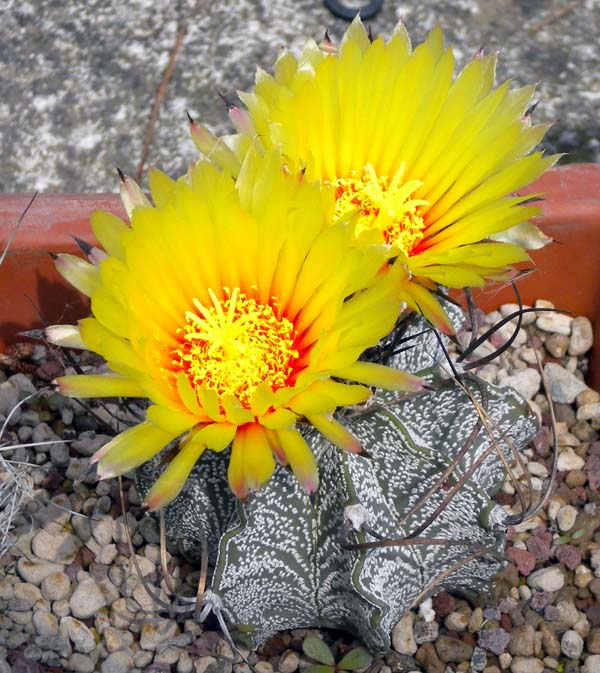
[1,298,600,672]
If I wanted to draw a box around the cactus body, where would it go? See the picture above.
[137,315,537,652]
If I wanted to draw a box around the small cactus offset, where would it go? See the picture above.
[302,636,372,673]
[137,314,538,653]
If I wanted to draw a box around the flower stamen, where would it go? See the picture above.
[330,162,430,255]
[171,287,300,410]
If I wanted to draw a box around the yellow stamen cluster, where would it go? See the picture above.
[172,287,299,409]
[330,163,429,255]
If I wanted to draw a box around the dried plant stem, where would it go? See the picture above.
[407,548,489,611]
[135,22,187,182]
[530,0,581,33]
[0,192,37,269]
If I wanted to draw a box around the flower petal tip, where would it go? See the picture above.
[346,438,363,454]
[142,495,161,512]
[402,374,428,392]
[96,466,116,480]
[302,476,320,495]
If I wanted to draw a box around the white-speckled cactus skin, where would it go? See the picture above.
[137,328,537,652]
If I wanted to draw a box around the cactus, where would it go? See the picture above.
[136,311,538,653]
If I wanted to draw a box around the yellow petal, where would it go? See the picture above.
[54,254,100,297]
[260,407,297,429]
[56,374,146,398]
[272,428,319,493]
[94,421,178,478]
[143,441,206,510]
[221,394,254,425]
[242,423,275,492]
[79,317,146,375]
[196,383,225,421]
[119,174,151,220]
[191,422,237,452]
[89,210,128,260]
[288,386,336,415]
[175,373,204,416]
[400,281,454,335]
[146,405,199,435]
[333,361,426,392]
[228,430,247,498]
[306,414,362,454]
[148,166,176,208]
[44,324,86,349]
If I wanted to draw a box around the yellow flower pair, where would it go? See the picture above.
[52,18,556,508]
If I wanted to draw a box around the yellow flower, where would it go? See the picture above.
[192,19,558,332]
[52,152,423,508]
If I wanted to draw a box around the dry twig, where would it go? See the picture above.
[0,192,37,269]
[529,0,581,33]
[135,22,188,182]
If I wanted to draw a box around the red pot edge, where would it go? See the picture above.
[2,162,600,386]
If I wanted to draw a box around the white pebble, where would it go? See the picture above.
[557,447,585,472]
[527,461,549,478]
[536,312,572,336]
[500,303,536,326]
[568,316,593,355]
[392,612,417,655]
[557,505,578,532]
[561,630,583,659]
[544,363,588,404]
[577,403,600,422]
[419,598,435,623]
[527,565,565,592]
[500,368,541,400]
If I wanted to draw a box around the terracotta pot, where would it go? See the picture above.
[1,163,599,383]
[0,194,125,348]
[459,163,600,388]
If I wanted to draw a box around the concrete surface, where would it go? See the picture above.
[0,0,598,193]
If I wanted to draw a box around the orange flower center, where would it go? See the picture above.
[330,162,429,255]
[172,287,299,409]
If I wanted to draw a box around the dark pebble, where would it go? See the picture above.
[526,527,552,560]
[11,654,44,673]
[432,592,455,617]
[586,454,600,490]
[483,607,501,621]
[531,591,553,611]
[587,628,600,654]
[533,426,551,456]
[565,470,588,488]
[571,485,588,504]
[434,635,473,663]
[470,647,487,671]
[554,404,576,425]
[477,628,510,655]
[384,652,419,673]
[192,631,226,656]
[145,665,174,673]
[36,359,64,381]
[584,603,600,627]
[65,561,83,580]
[73,414,98,432]
[414,621,438,644]
[41,469,63,490]
[589,578,600,600]
[506,547,536,576]
[415,643,444,673]
[555,544,582,571]
[493,492,514,506]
